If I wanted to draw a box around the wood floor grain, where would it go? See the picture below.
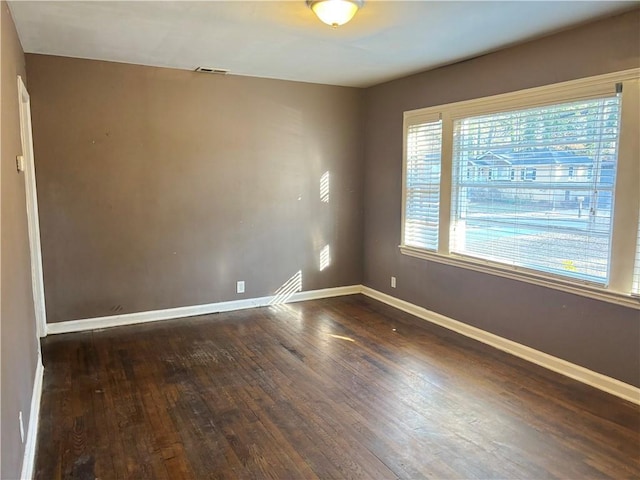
[35,295,640,479]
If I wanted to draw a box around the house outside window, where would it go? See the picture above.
[401,69,640,307]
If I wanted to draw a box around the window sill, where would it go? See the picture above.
[399,245,640,310]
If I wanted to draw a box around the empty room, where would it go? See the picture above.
[2,1,639,479]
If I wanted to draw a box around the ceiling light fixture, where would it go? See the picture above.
[307,0,363,28]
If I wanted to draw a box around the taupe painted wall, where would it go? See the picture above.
[1,2,40,478]
[21,8,640,392]
[26,55,364,323]
[363,9,640,387]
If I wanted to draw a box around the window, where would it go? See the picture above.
[403,116,442,251]
[451,96,620,284]
[524,167,537,181]
[401,70,640,307]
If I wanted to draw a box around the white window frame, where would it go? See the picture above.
[400,69,640,309]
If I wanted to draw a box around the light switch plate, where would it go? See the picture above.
[16,155,25,172]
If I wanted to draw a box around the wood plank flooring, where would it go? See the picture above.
[35,295,640,479]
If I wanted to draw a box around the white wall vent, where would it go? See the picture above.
[195,67,229,74]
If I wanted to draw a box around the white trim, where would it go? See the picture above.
[17,76,47,338]
[20,354,44,480]
[45,284,640,404]
[609,78,640,293]
[401,68,640,309]
[46,285,361,335]
[361,286,640,405]
[399,245,640,310]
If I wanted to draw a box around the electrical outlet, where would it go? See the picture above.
[391,276,397,288]
[236,281,245,294]
[19,411,24,443]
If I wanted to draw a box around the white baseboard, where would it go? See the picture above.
[20,354,44,480]
[44,283,639,405]
[361,286,640,405]
[46,285,361,335]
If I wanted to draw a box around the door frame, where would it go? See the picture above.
[17,75,47,338]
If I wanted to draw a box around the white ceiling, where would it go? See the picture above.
[8,1,638,87]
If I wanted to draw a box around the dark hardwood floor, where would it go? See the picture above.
[35,295,639,479]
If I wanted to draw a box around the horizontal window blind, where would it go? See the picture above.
[405,119,443,250]
[450,95,621,284]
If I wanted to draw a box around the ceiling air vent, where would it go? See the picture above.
[195,67,229,75]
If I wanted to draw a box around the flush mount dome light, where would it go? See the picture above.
[307,0,363,27]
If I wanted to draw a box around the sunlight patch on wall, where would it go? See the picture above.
[269,270,303,305]
[319,245,331,271]
[320,171,330,203]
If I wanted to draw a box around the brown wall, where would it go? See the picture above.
[363,9,640,387]
[26,55,364,323]
[21,8,640,393]
[1,2,41,478]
